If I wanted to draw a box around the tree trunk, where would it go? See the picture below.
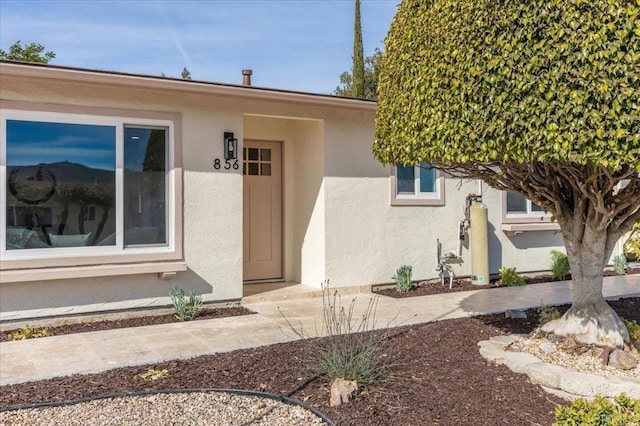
[57,203,69,235]
[541,221,630,348]
[91,207,110,245]
[77,204,86,234]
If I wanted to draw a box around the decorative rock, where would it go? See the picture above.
[608,349,638,370]
[505,309,527,319]
[540,339,557,355]
[330,378,358,407]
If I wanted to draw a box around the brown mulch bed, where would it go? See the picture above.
[1,297,638,425]
[0,306,255,343]
[376,268,640,298]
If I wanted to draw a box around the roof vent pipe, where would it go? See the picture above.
[242,69,252,86]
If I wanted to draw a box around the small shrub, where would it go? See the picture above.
[281,281,391,386]
[621,317,640,346]
[497,266,526,287]
[554,393,640,426]
[10,325,52,340]
[140,368,170,381]
[537,305,562,326]
[392,265,413,293]
[550,250,570,280]
[613,255,627,275]
[170,283,202,321]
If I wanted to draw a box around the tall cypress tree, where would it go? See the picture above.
[352,0,365,98]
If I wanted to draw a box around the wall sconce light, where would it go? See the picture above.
[224,132,238,160]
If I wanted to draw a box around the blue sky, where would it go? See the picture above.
[0,0,400,94]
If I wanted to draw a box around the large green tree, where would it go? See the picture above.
[334,48,383,100]
[375,0,640,348]
[352,0,365,98]
[0,40,55,63]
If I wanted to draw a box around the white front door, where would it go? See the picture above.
[243,140,282,281]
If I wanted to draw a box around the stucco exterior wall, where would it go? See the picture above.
[322,108,565,287]
[1,64,570,321]
[1,77,246,320]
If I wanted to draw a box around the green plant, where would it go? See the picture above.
[10,325,52,340]
[497,267,526,287]
[281,281,391,386]
[170,283,202,321]
[392,265,413,293]
[550,250,570,280]
[537,305,562,326]
[613,255,628,275]
[140,368,170,381]
[554,393,640,426]
[621,317,640,346]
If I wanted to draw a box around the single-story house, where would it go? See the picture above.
[1,60,570,321]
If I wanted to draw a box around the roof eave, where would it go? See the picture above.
[0,61,377,111]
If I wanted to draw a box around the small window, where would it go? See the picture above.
[506,192,546,216]
[243,147,272,177]
[390,163,444,206]
[502,191,553,229]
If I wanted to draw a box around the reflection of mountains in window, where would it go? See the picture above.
[7,162,115,185]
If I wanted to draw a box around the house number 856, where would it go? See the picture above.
[213,158,239,170]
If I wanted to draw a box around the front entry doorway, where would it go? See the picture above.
[243,140,283,281]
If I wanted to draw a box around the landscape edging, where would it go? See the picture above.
[478,335,640,400]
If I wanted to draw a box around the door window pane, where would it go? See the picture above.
[248,163,259,175]
[247,148,259,161]
[123,127,167,246]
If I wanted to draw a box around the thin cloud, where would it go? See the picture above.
[0,0,399,93]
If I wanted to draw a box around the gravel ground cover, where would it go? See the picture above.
[0,391,325,426]
[1,297,638,425]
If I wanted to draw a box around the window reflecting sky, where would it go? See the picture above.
[6,120,116,171]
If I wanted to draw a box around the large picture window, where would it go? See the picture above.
[2,110,172,256]
[390,162,444,206]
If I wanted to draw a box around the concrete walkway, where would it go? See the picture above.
[1,275,638,386]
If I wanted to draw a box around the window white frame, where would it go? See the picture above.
[502,191,551,221]
[390,163,445,206]
[500,191,559,234]
[0,107,179,265]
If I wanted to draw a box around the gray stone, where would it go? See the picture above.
[477,337,640,399]
[608,349,638,370]
[505,309,527,319]
[503,351,541,374]
[540,339,557,355]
